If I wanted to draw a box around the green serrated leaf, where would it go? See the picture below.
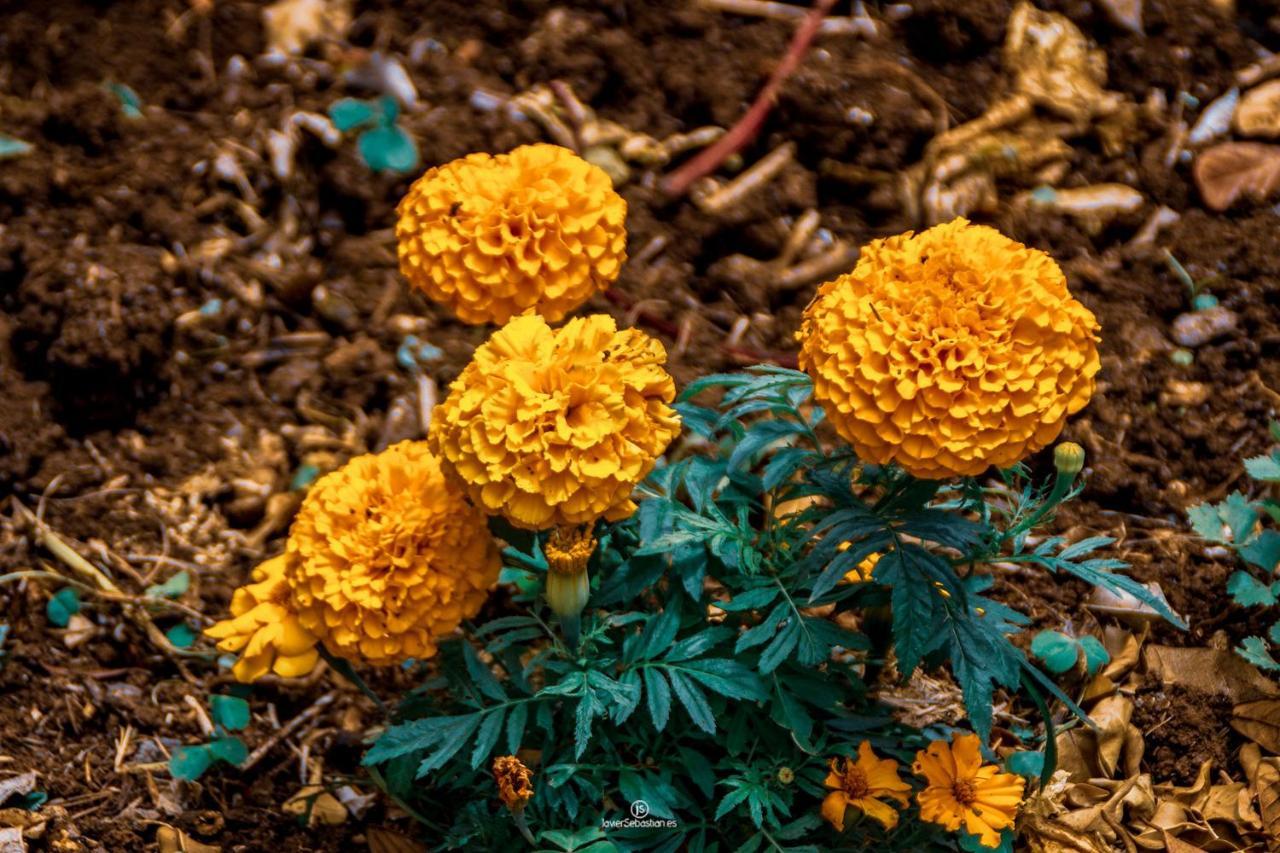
[1237,636,1280,671]
[1240,529,1280,572]
[470,708,506,768]
[1245,452,1280,482]
[1226,571,1278,607]
[1222,492,1259,543]
[1188,502,1227,543]
[667,670,715,734]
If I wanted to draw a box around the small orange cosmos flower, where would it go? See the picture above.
[821,741,912,832]
[914,732,1024,848]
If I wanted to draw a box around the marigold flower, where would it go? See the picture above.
[798,218,1100,480]
[285,441,500,665]
[914,732,1025,848]
[429,313,680,529]
[205,554,320,683]
[493,755,535,811]
[396,143,627,325]
[821,741,912,832]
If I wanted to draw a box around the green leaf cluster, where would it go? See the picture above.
[360,367,1177,849]
[1188,421,1280,672]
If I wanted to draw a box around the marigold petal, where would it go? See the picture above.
[821,791,850,832]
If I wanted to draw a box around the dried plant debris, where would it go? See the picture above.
[898,2,1137,224]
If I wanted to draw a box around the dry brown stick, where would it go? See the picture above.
[240,691,336,772]
[661,0,838,197]
[14,500,198,682]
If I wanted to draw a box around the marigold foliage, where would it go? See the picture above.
[914,733,1025,848]
[286,441,501,664]
[821,741,911,831]
[396,143,627,325]
[204,554,319,683]
[798,218,1100,479]
[429,313,680,530]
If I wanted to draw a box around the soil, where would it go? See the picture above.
[1,0,1279,849]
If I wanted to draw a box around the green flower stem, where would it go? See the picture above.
[511,808,536,846]
[560,612,581,652]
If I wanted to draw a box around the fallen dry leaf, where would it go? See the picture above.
[282,785,347,826]
[156,826,220,853]
[1087,582,1178,626]
[1244,750,1280,844]
[1192,142,1280,211]
[1144,646,1280,703]
[262,0,350,56]
[1003,1,1122,122]
[0,775,35,808]
[1234,79,1280,137]
[1160,831,1208,853]
[367,827,429,853]
[1233,699,1280,754]
[1096,0,1142,34]
[0,827,23,853]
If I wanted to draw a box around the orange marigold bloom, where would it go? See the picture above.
[429,313,681,530]
[396,143,627,325]
[286,441,500,665]
[822,741,912,832]
[493,755,535,811]
[914,732,1025,848]
[205,554,320,683]
[798,218,1100,479]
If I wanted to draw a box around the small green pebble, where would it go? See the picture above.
[1170,348,1194,366]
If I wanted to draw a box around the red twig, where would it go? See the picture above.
[659,0,839,197]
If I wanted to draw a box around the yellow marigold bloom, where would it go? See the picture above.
[430,313,681,529]
[286,441,501,665]
[914,733,1025,848]
[821,741,912,832]
[493,755,535,811]
[396,143,627,325]
[798,218,1100,480]
[205,554,320,683]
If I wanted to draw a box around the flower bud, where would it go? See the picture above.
[1054,441,1085,477]
[777,767,795,785]
[544,527,595,618]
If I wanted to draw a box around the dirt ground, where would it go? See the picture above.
[2,0,1280,849]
